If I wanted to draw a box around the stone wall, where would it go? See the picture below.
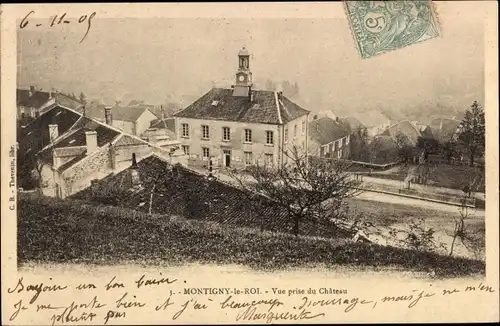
[62,146,113,197]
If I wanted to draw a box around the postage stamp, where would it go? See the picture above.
[344,1,440,59]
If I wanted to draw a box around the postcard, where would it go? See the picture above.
[1,1,498,324]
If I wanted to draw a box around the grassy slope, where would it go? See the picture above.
[18,195,485,278]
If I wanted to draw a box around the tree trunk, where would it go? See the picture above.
[293,217,300,237]
[148,184,157,216]
[449,232,457,258]
[469,152,474,166]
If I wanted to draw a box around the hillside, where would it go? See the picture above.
[18,195,485,277]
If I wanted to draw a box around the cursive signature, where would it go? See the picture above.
[236,306,325,324]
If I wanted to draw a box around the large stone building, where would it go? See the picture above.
[174,47,310,169]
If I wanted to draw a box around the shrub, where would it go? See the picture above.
[17,195,485,278]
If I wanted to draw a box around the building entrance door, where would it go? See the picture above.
[223,150,231,167]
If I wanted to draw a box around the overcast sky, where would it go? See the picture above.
[17,1,485,115]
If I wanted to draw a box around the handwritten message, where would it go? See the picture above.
[19,10,96,43]
[6,274,496,325]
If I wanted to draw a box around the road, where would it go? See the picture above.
[355,190,485,217]
[203,168,485,217]
[360,175,485,200]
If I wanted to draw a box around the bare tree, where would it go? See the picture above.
[448,199,484,259]
[228,145,362,237]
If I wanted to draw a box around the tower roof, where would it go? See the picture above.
[238,47,249,56]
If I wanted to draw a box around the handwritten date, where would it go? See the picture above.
[19,10,96,43]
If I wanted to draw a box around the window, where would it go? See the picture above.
[244,151,253,165]
[346,135,350,145]
[338,149,343,158]
[182,145,190,155]
[294,124,297,138]
[202,125,210,139]
[222,127,230,141]
[266,131,274,145]
[182,123,189,137]
[322,145,329,157]
[202,147,210,159]
[302,121,306,135]
[244,129,252,143]
[265,153,273,166]
[284,128,288,143]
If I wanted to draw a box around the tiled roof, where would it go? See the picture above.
[112,106,154,122]
[381,120,422,145]
[174,88,309,125]
[38,93,85,115]
[54,146,86,157]
[150,118,176,133]
[17,89,51,109]
[54,93,84,110]
[19,106,82,155]
[309,117,351,145]
[352,110,390,128]
[73,155,353,239]
[58,153,88,172]
[114,134,149,147]
[341,116,365,132]
[82,104,155,122]
[55,117,120,148]
[38,117,120,164]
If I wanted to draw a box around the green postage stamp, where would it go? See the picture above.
[344,1,440,59]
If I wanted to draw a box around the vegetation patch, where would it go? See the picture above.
[18,195,485,278]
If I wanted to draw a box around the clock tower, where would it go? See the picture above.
[235,47,252,87]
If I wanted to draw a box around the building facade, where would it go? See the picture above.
[174,47,310,169]
[308,116,352,159]
[20,103,186,198]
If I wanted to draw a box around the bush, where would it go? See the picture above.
[18,195,485,278]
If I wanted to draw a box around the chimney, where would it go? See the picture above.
[48,124,59,142]
[85,130,98,154]
[104,106,113,124]
[129,153,142,188]
[335,117,339,123]
[48,90,52,99]
[131,153,138,168]
[160,105,165,120]
[29,86,35,97]
[249,87,254,103]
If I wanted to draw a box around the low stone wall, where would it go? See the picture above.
[398,188,476,207]
[358,181,477,208]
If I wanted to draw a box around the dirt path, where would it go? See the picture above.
[355,191,485,217]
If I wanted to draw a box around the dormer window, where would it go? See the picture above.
[212,100,219,106]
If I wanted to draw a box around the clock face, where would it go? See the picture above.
[238,75,245,82]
